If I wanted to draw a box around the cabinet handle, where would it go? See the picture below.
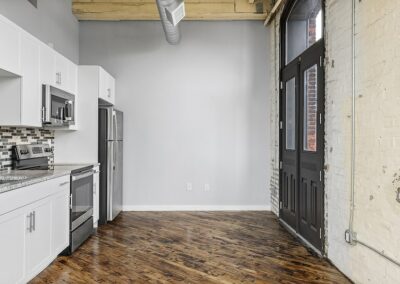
[70,194,73,209]
[27,213,32,233]
[32,211,36,231]
[107,88,111,97]
[59,181,70,187]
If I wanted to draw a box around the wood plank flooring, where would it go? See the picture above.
[30,212,351,284]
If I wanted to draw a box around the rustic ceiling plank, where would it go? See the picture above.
[263,0,285,25]
[72,0,270,20]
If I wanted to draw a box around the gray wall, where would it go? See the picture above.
[80,21,271,208]
[0,0,79,63]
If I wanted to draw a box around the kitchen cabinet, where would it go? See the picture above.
[0,207,26,284]
[0,176,70,283]
[40,44,78,95]
[0,30,41,127]
[99,67,115,105]
[40,43,56,85]
[20,31,41,127]
[25,198,53,281]
[68,60,78,94]
[93,166,100,228]
[52,187,70,257]
[0,15,20,75]
[55,54,68,90]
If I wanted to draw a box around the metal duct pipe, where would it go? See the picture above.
[156,0,181,45]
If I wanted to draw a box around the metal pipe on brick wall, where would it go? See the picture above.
[346,0,400,269]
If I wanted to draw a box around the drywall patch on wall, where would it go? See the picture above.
[0,127,54,169]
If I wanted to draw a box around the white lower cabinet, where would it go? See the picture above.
[0,176,70,284]
[25,199,53,281]
[0,208,26,284]
[52,189,70,255]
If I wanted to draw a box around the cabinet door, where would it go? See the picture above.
[99,68,108,102]
[52,188,70,255]
[93,169,100,227]
[20,32,41,127]
[0,208,26,284]
[40,43,56,85]
[108,75,116,105]
[67,60,78,95]
[0,16,20,75]
[25,198,52,280]
[55,54,68,90]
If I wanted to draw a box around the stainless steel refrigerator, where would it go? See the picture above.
[99,107,123,225]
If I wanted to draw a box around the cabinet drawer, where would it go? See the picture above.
[0,175,70,216]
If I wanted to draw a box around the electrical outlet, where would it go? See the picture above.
[186,182,193,191]
[204,184,210,191]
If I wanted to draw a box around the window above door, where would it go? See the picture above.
[285,0,323,64]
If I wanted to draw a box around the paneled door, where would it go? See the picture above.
[280,40,325,252]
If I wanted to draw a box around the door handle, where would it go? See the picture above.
[32,211,36,231]
[27,212,32,233]
[59,181,70,187]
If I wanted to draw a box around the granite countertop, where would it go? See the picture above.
[0,169,71,194]
[0,163,100,195]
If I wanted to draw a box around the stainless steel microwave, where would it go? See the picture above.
[42,85,75,127]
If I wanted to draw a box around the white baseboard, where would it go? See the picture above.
[122,205,271,212]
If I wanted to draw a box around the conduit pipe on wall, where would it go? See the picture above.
[345,0,400,268]
[156,0,181,45]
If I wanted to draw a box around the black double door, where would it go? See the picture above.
[280,40,325,252]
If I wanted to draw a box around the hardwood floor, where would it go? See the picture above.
[30,212,351,284]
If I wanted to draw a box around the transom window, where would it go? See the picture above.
[285,0,323,64]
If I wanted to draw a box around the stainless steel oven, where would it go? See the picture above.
[66,166,94,254]
[71,168,93,230]
[42,84,75,127]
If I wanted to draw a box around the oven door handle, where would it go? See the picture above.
[71,170,93,181]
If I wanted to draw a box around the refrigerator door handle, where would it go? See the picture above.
[113,111,117,141]
[107,142,114,221]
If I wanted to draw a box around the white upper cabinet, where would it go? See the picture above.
[0,14,79,128]
[40,43,78,95]
[67,60,78,95]
[55,54,69,90]
[0,15,20,75]
[40,43,56,86]
[99,67,115,105]
[20,31,41,127]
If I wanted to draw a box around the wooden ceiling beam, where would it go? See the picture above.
[72,0,272,21]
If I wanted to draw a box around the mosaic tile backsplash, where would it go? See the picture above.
[0,127,54,169]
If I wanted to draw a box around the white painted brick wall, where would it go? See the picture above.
[269,0,400,282]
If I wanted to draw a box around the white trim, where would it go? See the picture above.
[122,205,271,212]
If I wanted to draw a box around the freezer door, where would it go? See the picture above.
[108,140,123,221]
[107,108,123,141]
[114,110,123,141]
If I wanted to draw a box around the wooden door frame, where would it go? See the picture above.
[278,0,326,254]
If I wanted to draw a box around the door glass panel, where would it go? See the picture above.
[286,77,296,150]
[304,64,318,151]
[286,0,323,64]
